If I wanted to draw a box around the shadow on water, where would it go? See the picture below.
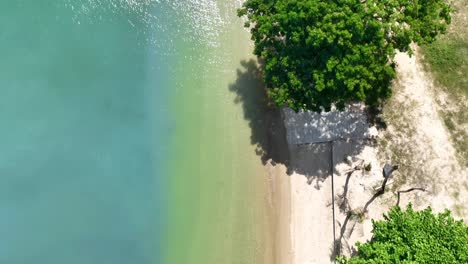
[229,60,369,188]
[228,59,290,168]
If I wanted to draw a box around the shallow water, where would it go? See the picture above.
[0,1,268,263]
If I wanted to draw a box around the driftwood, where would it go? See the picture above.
[396,187,427,206]
[337,164,427,259]
[339,160,365,212]
[363,164,399,212]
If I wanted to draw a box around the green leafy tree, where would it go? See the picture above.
[338,205,468,264]
[238,0,452,111]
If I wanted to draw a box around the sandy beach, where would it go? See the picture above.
[265,163,292,264]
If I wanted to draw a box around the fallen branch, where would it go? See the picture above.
[396,187,427,206]
[339,161,364,213]
[363,164,399,212]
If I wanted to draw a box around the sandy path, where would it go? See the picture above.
[388,51,467,214]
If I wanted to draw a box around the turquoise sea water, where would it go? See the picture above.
[0,1,268,263]
[0,1,170,263]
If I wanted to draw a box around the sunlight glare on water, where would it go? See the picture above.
[64,0,226,50]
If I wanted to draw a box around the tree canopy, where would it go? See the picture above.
[238,0,452,111]
[338,205,468,264]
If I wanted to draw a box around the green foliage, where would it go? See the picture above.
[238,0,452,111]
[338,205,468,264]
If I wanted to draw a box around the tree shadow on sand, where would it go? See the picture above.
[229,60,370,190]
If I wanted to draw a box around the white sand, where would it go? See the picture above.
[289,173,334,264]
[288,143,335,264]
